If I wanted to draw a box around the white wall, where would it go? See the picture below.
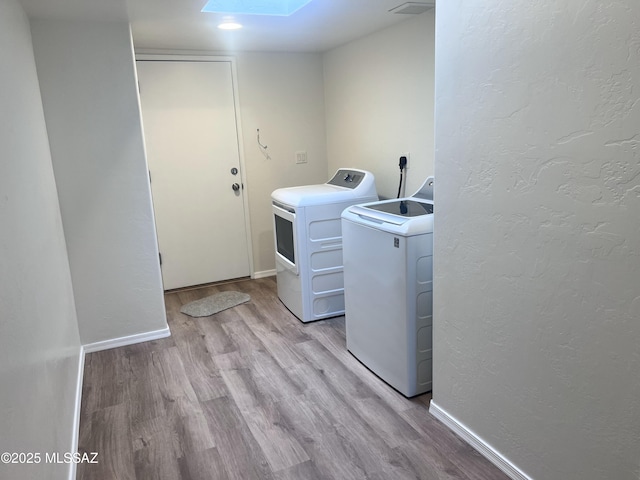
[0,1,82,479]
[30,20,167,345]
[236,52,328,274]
[323,11,435,199]
[433,1,640,479]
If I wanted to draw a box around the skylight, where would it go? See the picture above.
[201,0,313,16]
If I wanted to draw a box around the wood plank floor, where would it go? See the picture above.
[77,277,508,480]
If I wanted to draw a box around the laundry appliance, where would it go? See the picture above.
[341,176,434,397]
[271,169,377,323]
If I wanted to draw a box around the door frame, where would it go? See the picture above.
[135,53,255,280]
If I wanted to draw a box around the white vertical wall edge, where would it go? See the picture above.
[253,269,276,279]
[429,401,533,480]
[68,346,85,480]
[129,28,167,312]
[83,327,171,354]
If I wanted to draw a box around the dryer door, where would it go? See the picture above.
[272,202,298,275]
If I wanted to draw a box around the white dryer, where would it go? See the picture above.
[271,169,377,323]
[341,177,434,397]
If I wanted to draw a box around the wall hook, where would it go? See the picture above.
[257,128,271,160]
[257,129,268,149]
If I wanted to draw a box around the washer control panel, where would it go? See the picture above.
[327,169,365,189]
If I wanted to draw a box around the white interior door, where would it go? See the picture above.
[137,60,250,290]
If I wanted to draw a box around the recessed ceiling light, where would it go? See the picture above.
[202,0,312,16]
[217,21,243,30]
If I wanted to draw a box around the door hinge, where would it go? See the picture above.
[149,170,151,183]
[159,252,162,266]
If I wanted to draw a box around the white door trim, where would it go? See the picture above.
[135,53,255,279]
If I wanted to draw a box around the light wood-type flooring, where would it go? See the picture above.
[77,277,508,480]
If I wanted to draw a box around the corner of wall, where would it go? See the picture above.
[30,18,168,347]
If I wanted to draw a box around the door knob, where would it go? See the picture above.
[232,183,241,191]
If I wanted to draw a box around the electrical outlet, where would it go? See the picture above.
[402,152,410,169]
[296,151,307,164]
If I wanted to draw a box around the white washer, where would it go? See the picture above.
[341,177,434,397]
[272,169,377,323]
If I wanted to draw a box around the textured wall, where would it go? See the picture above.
[323,11,435,199]
[433,1,640,479]
[31,19,167,345]
[0,1,82,479]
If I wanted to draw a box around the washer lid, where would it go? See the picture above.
[342,197,434,236]
[365,199,433,217]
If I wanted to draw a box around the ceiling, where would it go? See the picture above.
[20,0,434,53]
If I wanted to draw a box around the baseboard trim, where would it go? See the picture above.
[253,269,276,279]
[429,401,533,480]
[68,345,85,480]
[83,327,171,354]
